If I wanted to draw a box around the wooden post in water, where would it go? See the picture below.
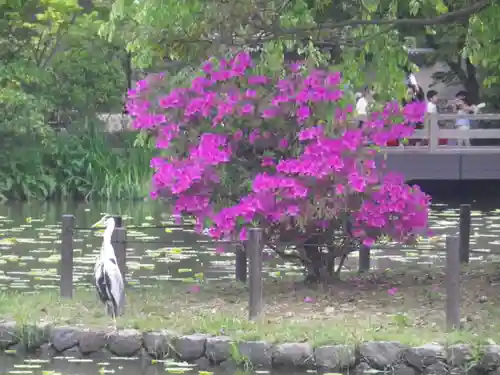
[446,235,461,332]
[247,228,263,320]
[459,204,471,264]
[113,215,123,228]
[217,240,246,282]
[113,227,127,315]
[110,215,122,246]
[111,224,127,285]
[60,214,75,299]
[235,244,247,283]
[358,246,370,273]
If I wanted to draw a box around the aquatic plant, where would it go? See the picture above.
[127,52,431,282]
[0,126,154,201]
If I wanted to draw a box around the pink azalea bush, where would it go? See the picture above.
[127,52,430,273]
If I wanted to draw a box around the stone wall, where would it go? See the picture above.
[96,113,133,132]
[0,322,495,373]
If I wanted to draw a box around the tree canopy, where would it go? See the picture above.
[0,0,128,135]
[2,0,499,137]
[104,0,500,105]
[115,0,499,281]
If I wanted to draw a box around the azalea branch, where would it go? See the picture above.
[335,254,348,274]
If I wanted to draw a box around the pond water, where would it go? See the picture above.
[1,197,500,292]
[1,190,500,375]
[0,355,306,375]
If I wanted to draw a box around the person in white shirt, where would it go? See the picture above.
[454,92,477,129]
[422,90,438,146]
[355,85,374,127]
[453,91,478,147]
[426,90,438,114]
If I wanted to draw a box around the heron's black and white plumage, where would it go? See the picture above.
[93,215,124,330]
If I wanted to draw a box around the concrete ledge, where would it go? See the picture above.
[0,321,496,372]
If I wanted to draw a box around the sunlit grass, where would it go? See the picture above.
[2,263,500,347]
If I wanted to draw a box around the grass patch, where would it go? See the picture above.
[2,263,500,347]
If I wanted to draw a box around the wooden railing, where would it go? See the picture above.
[384,113,500,153]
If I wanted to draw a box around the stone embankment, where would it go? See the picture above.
[0,321,498,373]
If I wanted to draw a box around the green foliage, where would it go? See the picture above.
[0,59,52,134]
[101,0,415,99]
[0,0,144,201]
[0,0,127,135]
[2,0,498,200]
[0,127,155,201]
[103,0,500,105]
[47,34,126,114]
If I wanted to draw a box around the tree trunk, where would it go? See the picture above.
[464,58,480,104]
[302,238,334,284]
[302,238,350,284]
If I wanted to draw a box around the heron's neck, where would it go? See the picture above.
[103,221,115,248]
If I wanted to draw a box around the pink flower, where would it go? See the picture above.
[348,173,366,193]
[240,104,255,115]
[188,285,201,293]
[278,138,289,149]
[130,52,429,254]
[387,287,398,296]
[247,75,268,85]
[298,126,323,141]
[239,227,248,241]
[289,61,304,72]
[261,108,279,119]
[249,129,260,144]
[261,157,275,167]
[335,184,345,195]
[245,89,257,98]
[201,61,213,74]
[296,106,311,122]
[362,237,375,247]
[233,129,243,141]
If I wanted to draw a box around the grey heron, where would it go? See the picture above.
[92,215,124,331]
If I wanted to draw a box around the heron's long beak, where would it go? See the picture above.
[91,217,107,228]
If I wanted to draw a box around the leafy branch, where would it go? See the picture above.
[269,0,491,38]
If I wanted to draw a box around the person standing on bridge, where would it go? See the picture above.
[454,91,477,147]
[426,90,438,114]
[355,85,375,128]
[403,83,425,146]
[426,90,448,146]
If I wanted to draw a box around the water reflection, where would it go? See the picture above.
[1,189,500,374]
[1,199,500,291]
[0,201,301,290]
[0,355,308,375]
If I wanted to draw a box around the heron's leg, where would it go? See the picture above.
[110,305,118,332]
[103,303,117,339]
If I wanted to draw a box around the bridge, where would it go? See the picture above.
[378,113,500,180]
[96,112,500,180]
